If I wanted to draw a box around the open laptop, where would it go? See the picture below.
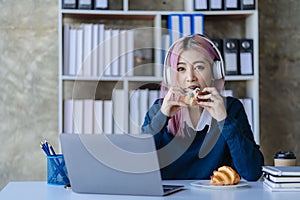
[60,133,184,196]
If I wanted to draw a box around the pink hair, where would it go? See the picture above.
[161,34,225,137]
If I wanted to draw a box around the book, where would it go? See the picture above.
[129,90,140,134]
[126,30,134,76]
[111,29,120,76]
[83,99,94,134]
[63,25,70,75]
[104,29,112,76]
[263,182,300,192]
[112,89,125,134]
[264,173,300,183]
[92,24,99,77]
[83,24,93,77]
[103,100,113,133]
[73,100,83,134]
[69,28,77,76]
[76,28,83,76]
[98,24,105,77]
[94,100,103,134]
[63,99,74,133]
[262,166,300,177]
[264,177,300,188]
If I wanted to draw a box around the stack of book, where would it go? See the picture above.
[262,166,300,191]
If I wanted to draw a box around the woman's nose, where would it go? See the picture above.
[186,69,196,82]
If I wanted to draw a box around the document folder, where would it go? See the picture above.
[241,0,255,10]
[194,0,209,11]
[239,39,253,75]
[62,0,76,9]
[224,0,240,10]
[209,0,223,10]
[223,39,239,75]
[78,0,92,9]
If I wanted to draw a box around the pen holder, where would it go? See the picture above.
[47,154,70,185]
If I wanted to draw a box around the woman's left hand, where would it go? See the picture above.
[197,87,227,122]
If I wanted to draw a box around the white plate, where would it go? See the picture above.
[190,180,249,190]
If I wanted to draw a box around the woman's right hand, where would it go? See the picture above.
[161,87,187,117]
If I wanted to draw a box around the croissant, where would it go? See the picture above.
[210,166,240,186]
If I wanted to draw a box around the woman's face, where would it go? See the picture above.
[176,49,214,90]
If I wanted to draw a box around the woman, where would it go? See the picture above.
[141,34,264,181]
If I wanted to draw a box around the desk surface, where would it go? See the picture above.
[1,180,300,200]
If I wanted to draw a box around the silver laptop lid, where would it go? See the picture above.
[60,133,165,196]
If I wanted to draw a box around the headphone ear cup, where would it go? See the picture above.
[164,66,172,85]
[213,61,223,79]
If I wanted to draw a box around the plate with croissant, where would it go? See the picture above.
[191,166,249,190]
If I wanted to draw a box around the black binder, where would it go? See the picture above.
[78,0,93,9]
[209,0,223,10]
[241,0,255,10]
[239,39,253,75]
[224,0,240,10]
[62,0,76,9]
[194,0,209,11]
[223,39,239,75]
[211,39,224,59]
[94,0,109,10]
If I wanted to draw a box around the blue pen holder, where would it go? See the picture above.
[47,154,70,185]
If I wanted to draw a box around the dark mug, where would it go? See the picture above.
[274,151,296,166]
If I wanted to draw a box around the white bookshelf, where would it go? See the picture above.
[58,0,260,144]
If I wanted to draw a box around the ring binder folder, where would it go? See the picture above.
[194,0,209,11]
[239,39,253,75]
[224,0,240,10]
[94,0,108,10]
[78,0,92,10]
[241,0,255,10]
[62,0,76,9]
[223,39,239,75]
[211,39,224,58]
[209,0,223,10]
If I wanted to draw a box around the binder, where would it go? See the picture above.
[241,0,255,10]
[211,39,223,58]
[78,0,92,9]
[191,14,204,35]
[94,100,103,134]
[76,28,83,76]
[194,0,209,11]
[94,0,108,10]
[181,14,192,37]
[239,39,253,75]
[224,0,240,10]
[223,39,239,75]
[209,0,223,10]
[168,14,181,44]
[62,0,76,9]
[83,99,94,134]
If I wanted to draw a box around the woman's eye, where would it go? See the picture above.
[195,65,205,70]
[177,66,185,72]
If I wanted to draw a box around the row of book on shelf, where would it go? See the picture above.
[62,0,108,10]
[263,166,300,192]
[64,24,134,77]
[194,0,255,11]
[63,89,254,135]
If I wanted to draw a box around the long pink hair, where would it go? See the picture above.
[161,34,225,137]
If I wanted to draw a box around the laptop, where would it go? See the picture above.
[60,133,184,196]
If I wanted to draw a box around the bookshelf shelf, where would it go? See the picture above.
[58,0,260,144]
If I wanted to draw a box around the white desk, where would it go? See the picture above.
[1,180,299,200]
